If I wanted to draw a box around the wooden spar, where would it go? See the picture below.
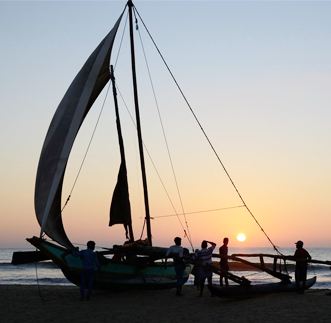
[284,257,331,266]
[232,253,331,266]
[213,253,291,283]
[229,255,291,282]
[231,253,283,259]
[185,256,250,286]
[207,263,251,286]
[127,0,152,246]
[307,259,331,266]
[216,253,331,283]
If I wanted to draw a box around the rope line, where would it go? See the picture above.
[47,11,131,240]
[114,10,129,70]
[134,10,194,251]
[152,205,246,219]
[48,66,113,239]
[116,81,194,248]
[134,6,281,255]
[34,247,48,302]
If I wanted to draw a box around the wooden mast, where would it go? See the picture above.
[110,65,134,242]
[127,0,153,245]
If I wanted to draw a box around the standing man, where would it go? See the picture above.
[219,237,229,287]
[194,240,216,297]
[72,241,101,300]
[294,240,311,294]
[165,237,185,296]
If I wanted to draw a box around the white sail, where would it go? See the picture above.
[35,14,123,249]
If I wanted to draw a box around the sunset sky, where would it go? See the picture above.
[1,1,330,251]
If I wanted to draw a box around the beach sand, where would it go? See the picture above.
[1,285,330,323]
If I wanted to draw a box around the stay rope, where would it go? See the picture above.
[115,74,194,249]
[152,205,246,219]
[133,9,194,251]
[45,11,131,239]
[60,12,130,216]
[134,6,282,255]
[33,247,48,302]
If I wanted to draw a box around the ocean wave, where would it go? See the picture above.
[0,277,73,286]
[0,262,59,269]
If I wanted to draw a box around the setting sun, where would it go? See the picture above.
[237,234,246,242]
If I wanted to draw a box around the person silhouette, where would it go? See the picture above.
[219,237,229,287]
[165,237,185,296]
[193,240,216,297]
[294,240,311,294]
[72,241,101,300]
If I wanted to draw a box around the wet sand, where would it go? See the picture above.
[1,284,330,323]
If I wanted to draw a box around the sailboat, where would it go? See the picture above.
[27,0,192,290]
[24,0,324,296]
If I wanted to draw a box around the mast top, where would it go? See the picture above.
[127,0,153,246]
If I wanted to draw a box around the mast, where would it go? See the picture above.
[128,0,153,245]
[110,65,134,242]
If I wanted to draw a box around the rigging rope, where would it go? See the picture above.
[134,10,194,251]
[61,11,130,214]
[47,70,114,239]
[134,6,282,256]
[48,12,131,239]
[34,247,48,302]
[152,205,245,219]
[115,82,194,249]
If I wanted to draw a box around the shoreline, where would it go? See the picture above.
[1,285,330,323]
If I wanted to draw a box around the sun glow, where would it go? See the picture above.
[237,233,246,242]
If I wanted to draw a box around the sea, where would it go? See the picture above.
[1,247,331,289]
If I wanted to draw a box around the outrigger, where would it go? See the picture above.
[204,253,331,297]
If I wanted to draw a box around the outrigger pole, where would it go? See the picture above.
[212,253,331,285]
[127,0,153,245]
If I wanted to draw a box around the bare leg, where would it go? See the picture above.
[301,278,306,294]
[224,273,229,287]
[207,276,214,297]
[199,278,205,297]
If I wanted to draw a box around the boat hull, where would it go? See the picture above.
[27,237,191,291]
[208,276,316,297]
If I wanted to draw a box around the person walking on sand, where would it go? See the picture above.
[219,237,229,287]
[193,240,216,297]
[165,237,185,296]
[72,241,101,300]
[294,240,311,294]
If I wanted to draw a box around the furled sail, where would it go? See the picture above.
[109,162,132,234]
[34,14,124,249]
[109,66,133,241]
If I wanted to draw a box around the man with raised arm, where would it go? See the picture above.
[194,240,216,297]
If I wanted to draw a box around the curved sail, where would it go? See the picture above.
[34,14,123,249]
